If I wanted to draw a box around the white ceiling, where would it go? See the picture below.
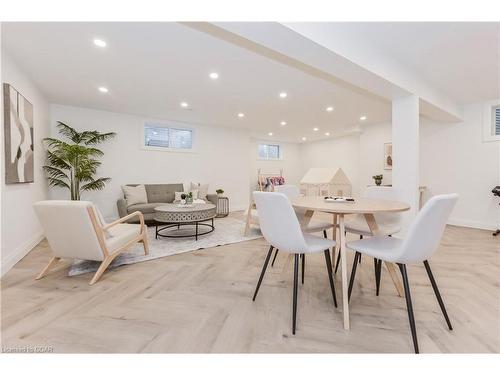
[305,22,500,104]
[1,22,391,143]
[3,22,498,143]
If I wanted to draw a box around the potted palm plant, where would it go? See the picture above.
[43,122,116,200]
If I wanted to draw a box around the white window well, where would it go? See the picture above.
[482,99,500,142]
[493,105,500,136]
[144,124,193,151]
[258,143,282,160]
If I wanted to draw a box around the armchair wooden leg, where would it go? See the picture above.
[89,256,114,285]
[142,229,150,255]
[35,257,61,280]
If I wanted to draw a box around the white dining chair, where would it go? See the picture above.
[273,185,334,277]
[336,186,403,295]
[252,191,338,334]
[346,193,458,353]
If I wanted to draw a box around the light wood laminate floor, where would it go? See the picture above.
[1,217,499,353]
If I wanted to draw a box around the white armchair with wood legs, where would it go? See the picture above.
[33,200,149,285]
[346,193,458,353]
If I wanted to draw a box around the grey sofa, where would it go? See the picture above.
[117,183,218,222]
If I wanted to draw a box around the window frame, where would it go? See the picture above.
[482,99,500,142]
[142,122,196,153]
[257,142,283,161]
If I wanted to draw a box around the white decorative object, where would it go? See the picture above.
[300,167,352,197]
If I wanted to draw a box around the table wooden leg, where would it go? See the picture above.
[363,213,404,298]
[384,262,404,297]
[331,214,338,264]
[338,214,350,330]
[302,209,314,227]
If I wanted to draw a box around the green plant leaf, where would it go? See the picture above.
[80,177,111,192]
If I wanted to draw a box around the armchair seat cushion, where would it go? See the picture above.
[127,203,160,214]
[106,223,142,253]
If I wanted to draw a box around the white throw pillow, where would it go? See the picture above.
[174,191,188,202]
[122,185,148,207]
[190,182,209,200]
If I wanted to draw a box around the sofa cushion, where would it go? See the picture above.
[145,184,184,203]
[190,182,209,200]
[127,203,161,214]
[122,185,148,207]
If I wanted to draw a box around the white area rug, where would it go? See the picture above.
[68,216,262,276]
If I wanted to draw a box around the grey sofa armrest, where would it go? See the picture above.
[117,198,129,218]
[206,194,218,205]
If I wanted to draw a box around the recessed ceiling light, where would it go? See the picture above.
[301,137,307,141]
[280,121,287,126]
[268,132,273,136]
[209,72,219,80]
[279,92,288,98]
[326,106,334,112]
[313,127,319,131]
[98,87,108,93]
[238,113,245,118]
[93,39,107,48]
[180,102,189,108]
[325,132,331,136]
[360,115,367,121]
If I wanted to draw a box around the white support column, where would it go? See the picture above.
[392,95,420,233]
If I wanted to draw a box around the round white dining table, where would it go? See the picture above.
[291,196,410,330]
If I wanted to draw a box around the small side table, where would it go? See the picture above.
[216,196,229,217]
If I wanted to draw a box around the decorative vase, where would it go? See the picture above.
[217,193,223,197]
[180,199,186,205]
[186,197,193,204]
[375,179,382,186]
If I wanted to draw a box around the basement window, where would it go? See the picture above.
[144,124,193,151]
[494,105,500,136]
[258,143,282,160]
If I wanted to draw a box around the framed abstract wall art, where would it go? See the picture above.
[3,83,34,184]
[384,142,393,170]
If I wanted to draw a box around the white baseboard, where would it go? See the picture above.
[1,231,45,277]
[447,218,497,231]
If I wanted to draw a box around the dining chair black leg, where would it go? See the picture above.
[375,259,382,296]
[323,230,327,238]
[398,263,419,354]
[358,235,363,263]
[423,260,453,330]
[324,249,338,307]
[301,254,305,284]
[348,251,361,301]
[292,254,299,335]
[334,250,341,274]
[271,248,279,267]
[252,245,274,301]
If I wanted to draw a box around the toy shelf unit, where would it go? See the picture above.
[300,167,352,197]
[257,168,284,192]
[244,169,285,236]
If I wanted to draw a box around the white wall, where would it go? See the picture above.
[1,53,50,276]
[420,103,500,230]
[49,105,252,219]
[298,104,500,231]
[359,122,392,187]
